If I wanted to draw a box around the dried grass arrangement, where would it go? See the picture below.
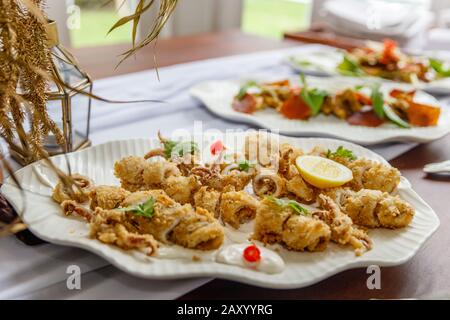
[0,0,177,237]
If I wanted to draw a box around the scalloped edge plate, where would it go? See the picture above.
[1,135,440,289]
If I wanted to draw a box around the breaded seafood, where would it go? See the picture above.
[326,156,401,193]
[90,207,158,256]
[89,186,130,210]
[52,174,93,204]
[120,190,224,250]
[316,195,372,256]
[323,188,414,229]
[219,190,259,228]
[253,197,331,252]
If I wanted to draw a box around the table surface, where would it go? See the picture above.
[72,30,450,300]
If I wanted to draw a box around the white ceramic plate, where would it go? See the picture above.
[190,77,450,145]
[286,49,450,95]
[1,135,440,289]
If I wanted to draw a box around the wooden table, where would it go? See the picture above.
[73,31,450,300]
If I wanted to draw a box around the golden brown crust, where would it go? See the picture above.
[89,186,130,210]
[219,191,259,229]
[253,198,330,252]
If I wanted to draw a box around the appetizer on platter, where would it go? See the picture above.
[51,132,415,272]
[232,76,441,128]
[337,39,450,83]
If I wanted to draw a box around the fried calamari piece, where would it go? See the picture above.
[142,161,181,188]
[162,175,200,204]
[89,186,130,210]
[328,188,415,229]
[327,156,401,194]
[219,190,259,228]
[191,166,253,192]
[316,195,372,256]
[252,169,286,197]
[253,197,330,252]
[194,186,221,217]
[52,174,93,204]
[89,208,158,256]
[114,156,146,186]
[61,200,93,221]
[285,173,316,203]
[121,190,224,250]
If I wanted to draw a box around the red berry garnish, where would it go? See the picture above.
[243,244,261,263]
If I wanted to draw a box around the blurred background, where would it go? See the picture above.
[45,0,450,50]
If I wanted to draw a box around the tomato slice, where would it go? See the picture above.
[347,110,385,127]
[279,92,312,120]
[243,245,261,263]
[210,140,224,155]
[232,93,257,114]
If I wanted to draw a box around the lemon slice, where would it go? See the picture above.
[295,155,353,189]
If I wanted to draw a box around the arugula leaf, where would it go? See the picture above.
[337,55,364,76]
[299,73,328,116]
[116,197,155,219]
[236,80,259,100]
[371,83,385,119]
[266,196,310,216]
[163,140,198,158]
[238,160,254,172]
[326,146,357,161]
[429,58,450,77]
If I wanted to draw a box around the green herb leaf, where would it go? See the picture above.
[287,200,310,216]
[429,58,450,77]
[326,146,357,160]
[266,196,310,216]
[354,84,364,91]
[371,83,385,119]
[238,160,254,172]
[116,197,155,219]
[163,140,198,158]
[299,73,328,116]
[337,55,364,76]
[236,80,259,100]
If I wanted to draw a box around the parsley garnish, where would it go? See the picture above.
[429,58,450,77]
[326,146,357,161]
[163,140,198,159]
[236,80,259,100]
[117,197,155,218]
[337,55,364,76]
[267,196,310,216]
[299,73,328,116]
[371,83,385,119]
[238,160,254,172]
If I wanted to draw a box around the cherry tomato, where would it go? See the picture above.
[210,140,224,155]
[243,244,261,263]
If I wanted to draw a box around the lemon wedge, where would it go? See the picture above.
[295,155,353,189]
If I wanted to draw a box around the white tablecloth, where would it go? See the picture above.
[0,45,419,299]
